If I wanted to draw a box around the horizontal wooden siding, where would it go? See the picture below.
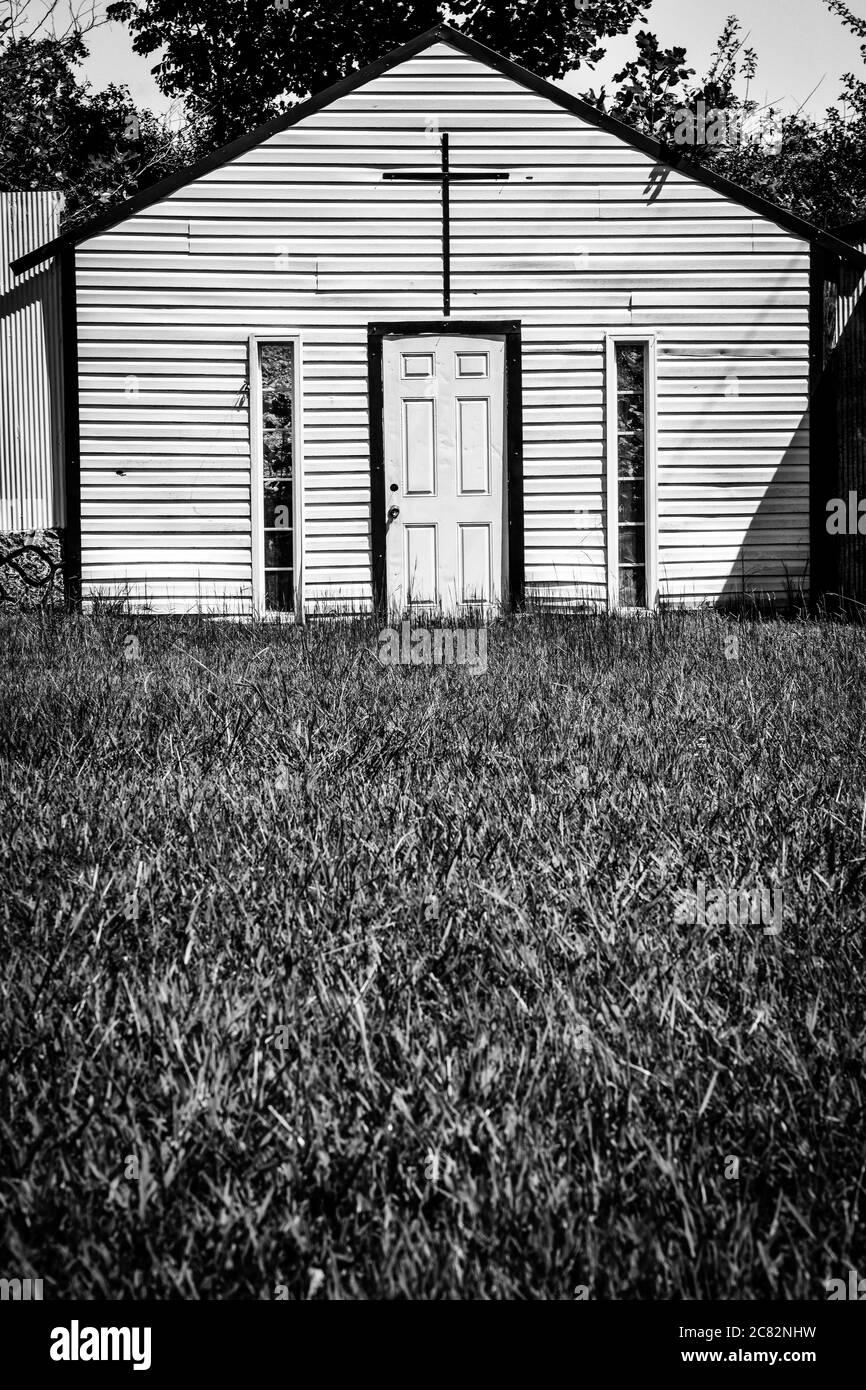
[75,42,811,613]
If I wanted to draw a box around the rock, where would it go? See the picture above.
[0,529,65,608]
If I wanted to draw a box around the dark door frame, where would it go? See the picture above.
[367,319,524,616]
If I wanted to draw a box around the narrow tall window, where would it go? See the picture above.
[615,343,648,608]
[260,342,295,612]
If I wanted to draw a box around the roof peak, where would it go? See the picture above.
[10,23,866,274]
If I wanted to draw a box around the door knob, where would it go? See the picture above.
[388,506,400,521]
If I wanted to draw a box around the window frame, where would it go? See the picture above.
[604,333,658,610]
[249,334,304,621]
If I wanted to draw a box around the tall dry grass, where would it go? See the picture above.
[1,606,864,1298]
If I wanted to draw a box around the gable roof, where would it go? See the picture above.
[12,23,866,275]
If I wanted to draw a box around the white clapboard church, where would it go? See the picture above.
[10,25,866,617]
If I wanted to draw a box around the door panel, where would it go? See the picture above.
[456,397,490,495]
[456,352,489,378]
[403,398,437,496]
[404,524,438,605]
[402,352,435,379]
[458,524,492,605]
[383,334,505,616]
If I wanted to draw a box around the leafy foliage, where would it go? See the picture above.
[104,0,653,145]
[708,111,866,229]
[0,15,195,230]
[823,0,866,119]
[585,29,695,138]
[7,1,866,233]
[584,12,866,228]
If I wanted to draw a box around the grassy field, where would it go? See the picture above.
[1,606,865,1300]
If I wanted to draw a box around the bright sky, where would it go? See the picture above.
[565,0,866,116]
[21,0,866,122]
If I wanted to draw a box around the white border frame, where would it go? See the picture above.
[249,334,304,621]
[604,333,658,611]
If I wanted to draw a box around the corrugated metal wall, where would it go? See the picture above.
[0,191,65,531]
[72,39,812,615]
[831,240,866,602]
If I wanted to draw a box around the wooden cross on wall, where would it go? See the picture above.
[384,133,510,317]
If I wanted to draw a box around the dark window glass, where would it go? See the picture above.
[618,480,644,526]
[617,432,645,480]
[260,343,295,612]
[261,343,294,390]
[619,526,646,566]
[265,530,293,569]
[616,345,645,393]
[614,344,648,607]
[263,431,292,477]
[265,570,293,612]
[619,567,646,608]
[263,480,293,529]
[617,393,645,434]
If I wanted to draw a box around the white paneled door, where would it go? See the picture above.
[383,335,506,616]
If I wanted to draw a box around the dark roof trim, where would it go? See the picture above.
[12,23,866,274]
[11,26,446,274]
